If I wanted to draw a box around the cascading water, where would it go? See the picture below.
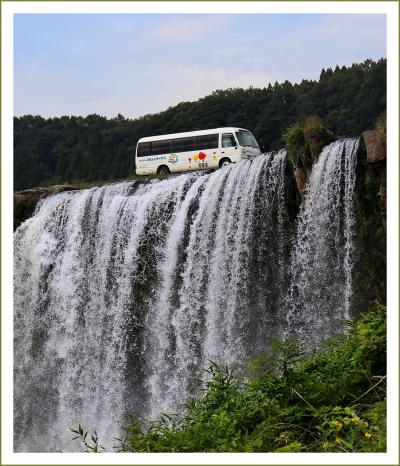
[285,138,359,341]
[14,139,358,452]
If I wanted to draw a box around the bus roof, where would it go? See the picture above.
[137,127,250,143]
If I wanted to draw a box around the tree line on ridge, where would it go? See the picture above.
[14,58,386,190]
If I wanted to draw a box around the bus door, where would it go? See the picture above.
[220,132,239,163]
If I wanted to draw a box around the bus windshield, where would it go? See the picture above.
[235,131,259,148]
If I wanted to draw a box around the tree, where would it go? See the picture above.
[14,58,386,190]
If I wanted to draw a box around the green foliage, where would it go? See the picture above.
[283,123,308,167]
[15,58,386,190]
[283,115,334,167]
[69,424,106,452]
[102,302,385,453]
[302,115,335,160]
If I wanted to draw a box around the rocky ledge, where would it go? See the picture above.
[14,184,80,231]
[360,128,386,218]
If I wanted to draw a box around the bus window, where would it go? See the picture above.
[235,131,259,148]
[137,142,151,157]
[151,139,172,155]
[195,134,219,150]
[222,133,236,148]
[172,137,195,153]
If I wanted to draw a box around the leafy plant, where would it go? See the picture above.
[283,123,309,167]
[283,115,334,167]
[69,424,106,452]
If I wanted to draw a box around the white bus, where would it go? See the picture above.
[135,127,261,175]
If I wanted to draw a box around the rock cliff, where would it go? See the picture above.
[14,185,80,230]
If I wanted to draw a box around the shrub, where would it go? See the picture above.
[283,115,334,167]
[283,123,309,167]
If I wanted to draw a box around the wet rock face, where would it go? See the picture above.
[14,185,80,231]
[352,133,386,315]
[361,130,386,163]
[360,129,387,218]
[293,166,312,202]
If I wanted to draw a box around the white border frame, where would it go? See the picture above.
[2,2,398,465]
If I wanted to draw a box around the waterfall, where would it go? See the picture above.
[14,140,358,452]
[285,138,359,341]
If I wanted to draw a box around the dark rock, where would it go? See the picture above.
[360,129,387,220]
[361,130,386,163]
[293,166,312,202]
[14,185,80,231]
[378,168,386,226]
[352,139,386,315]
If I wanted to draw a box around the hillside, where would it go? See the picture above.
[14,58,386,191]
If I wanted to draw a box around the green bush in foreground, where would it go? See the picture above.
[72,302,386,452]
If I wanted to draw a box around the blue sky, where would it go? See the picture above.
[14,14,386,119]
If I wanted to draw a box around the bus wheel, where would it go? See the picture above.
[157,165,170,176]
[219,158,232,168]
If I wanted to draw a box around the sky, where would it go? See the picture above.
[14,13,387,119]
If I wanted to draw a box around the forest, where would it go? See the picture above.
[14,58,386,191]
